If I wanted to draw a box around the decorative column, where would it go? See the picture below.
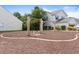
[53,21,55,31]
[66,25,68,31]
[40,19,43,33]
[27,16,31,36]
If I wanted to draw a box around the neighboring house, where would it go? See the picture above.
[0,6,22,31]
[43,10,79,30]
[55,18,69,30]
[55,17,79,30]
[44,10,68,30]
[68,17,79,30]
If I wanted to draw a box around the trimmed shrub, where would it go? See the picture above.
[68,24,76,31]
[68,27,76,30]
[55,26,61,30]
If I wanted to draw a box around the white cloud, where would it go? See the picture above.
[43,8,51,12]
[63,6,79,19]
[43,8,58,12]
[43,6,79,19]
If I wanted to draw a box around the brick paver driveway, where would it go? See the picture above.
[0,31,79,54]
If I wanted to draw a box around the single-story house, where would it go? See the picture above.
[0,6,22,31]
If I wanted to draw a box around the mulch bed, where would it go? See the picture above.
[0,31,79,53]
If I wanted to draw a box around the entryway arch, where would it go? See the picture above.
[27,16,43,36]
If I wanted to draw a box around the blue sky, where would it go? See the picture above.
[2,5,79,18]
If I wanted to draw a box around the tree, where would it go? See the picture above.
[42,13,48,21]
[31,6,46,19]
[21,14,28,30]
[31,6,47,30]
[13,12,21,19]
[22,14,28,22]
[13,12,28,30]
[13,7,47,31]
[30,18,40,30]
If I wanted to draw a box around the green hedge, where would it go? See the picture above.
[68,27,76,30]
[68,24,76,31]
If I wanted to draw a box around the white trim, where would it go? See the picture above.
[0,33,79,42]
